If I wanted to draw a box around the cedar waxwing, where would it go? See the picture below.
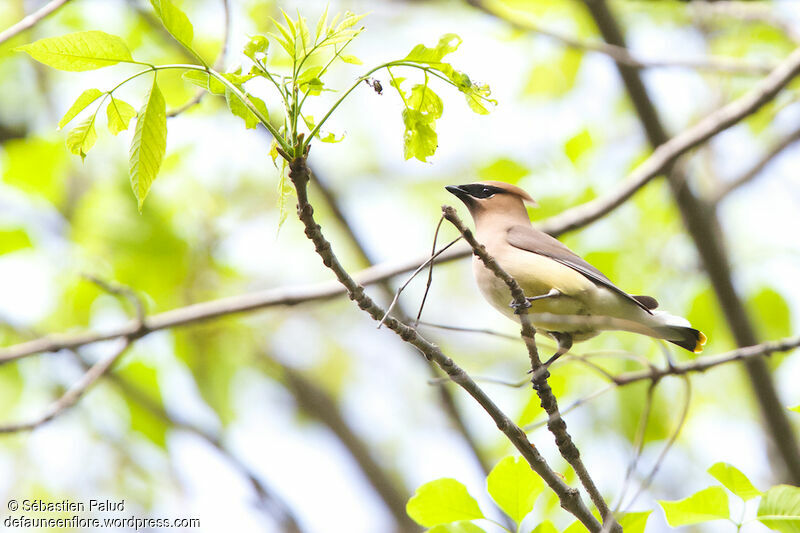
[446,181,706,365]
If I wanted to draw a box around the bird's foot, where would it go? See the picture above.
[509,299,531,314]
[530,366,551,390]
[525,288,561,303]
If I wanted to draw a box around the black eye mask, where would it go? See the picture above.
[458,184,507,199]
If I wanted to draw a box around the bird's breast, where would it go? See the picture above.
[471,244,598,332]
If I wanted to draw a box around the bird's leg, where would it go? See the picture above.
[508,288,561,314]
[530,332,573,390]
[526,288,561,304]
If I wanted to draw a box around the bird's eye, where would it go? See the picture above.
[482,187,492,196]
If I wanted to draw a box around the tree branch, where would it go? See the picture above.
[539,40,800,237]
[710,126,800,205]
[464,0,774,75]
[612,335,800,387]
[166,0,231,118]
[0,338,132,433]
[0,0,73,45]
[286,155,602,532]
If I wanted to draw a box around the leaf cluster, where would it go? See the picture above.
[658,462,800,532]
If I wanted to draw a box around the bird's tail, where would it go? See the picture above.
[651,311,707,353]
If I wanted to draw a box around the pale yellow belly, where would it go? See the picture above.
[472,249,601,340]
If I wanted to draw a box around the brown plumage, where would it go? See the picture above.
[446,181,706,363]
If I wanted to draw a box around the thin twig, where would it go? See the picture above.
[540,42,800,237]
[377,235,461,329]
[83,274,146,324]
[465,0,775,76]
[621,377,692,514]
[710,127,800,204]
[689,1,800,44]
[613,382,657,513]
[166,0,232,117]
[0,338,132,433]
[0,0,73,45]
[415,215,446,327]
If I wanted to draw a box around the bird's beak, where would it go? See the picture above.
[445,185,473,205]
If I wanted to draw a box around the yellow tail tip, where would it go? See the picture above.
[694,331,708,354]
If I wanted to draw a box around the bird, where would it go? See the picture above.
[446,180,706,370]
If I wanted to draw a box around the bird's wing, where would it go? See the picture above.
[506,225,655,314]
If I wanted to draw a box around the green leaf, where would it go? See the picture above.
[564,129,593,164]
[298,66,325,95]
[129,78,167,212]
[269,22,295,59]
[486,456,544,524]
[117,360,168,448]
[339,54,362,65]
[276,161,293,233]
[106,97,137,135]
[758,485,800,533]
[749,287,792,341]
[1,137,68,204]
[790,405,800,413]
[59,89,104,129]
[336,11,367,32]
[659,486,730,526]
[244,35,269,62]
[406,478,484,527]
[529,521,558,533]
[16,31,134,71]
[182,70,225,95]
[149,0,194,52]
[428,522,486,533]
[618,511,652,533]
[0,228,33,255]
[281,9,297,38]
[319,131,344,143]
[524,48,583,98]
[402,109,437,162]
[66,115,98,161]
[479,157,530,183]
[409,84,443,119]
[406,33,462,63]
[315,6,329,41]
[708,462,762,501]
[563,521,588,533]
[225,89,268,130]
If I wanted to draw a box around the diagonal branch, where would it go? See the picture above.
[539,41,800,237]
[0,338,132,433]
[286,155,602,532]
[0,0,73,46]
[464,0,774,75]
[441,206,618,532]
[710,126,800,205]
[166,0,231,118]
